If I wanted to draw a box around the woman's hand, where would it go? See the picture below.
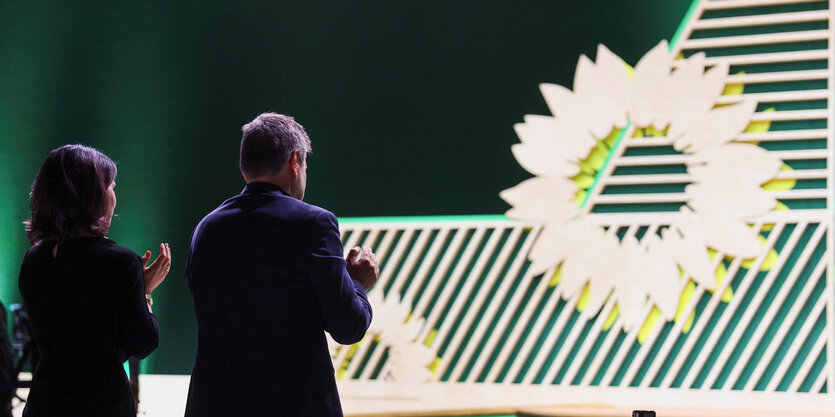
[141,243,171,294]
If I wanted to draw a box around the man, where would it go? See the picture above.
[185,113,377,416]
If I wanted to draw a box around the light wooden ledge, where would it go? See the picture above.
[350,405,835,417]
[347,407,517,417]
[518,405,835,417]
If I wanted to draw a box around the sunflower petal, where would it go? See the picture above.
[500,177,578,223]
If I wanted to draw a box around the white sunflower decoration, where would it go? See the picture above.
[333,292,434,386]
[501,41,789,337]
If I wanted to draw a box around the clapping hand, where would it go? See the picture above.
[346,246,379,291]
[141,243,171,294]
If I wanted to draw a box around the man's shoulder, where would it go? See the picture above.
[197,192,337,228]
[281,199,340,232]
[295,199,335,220]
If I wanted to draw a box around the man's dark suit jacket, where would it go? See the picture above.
[184,182,372,417]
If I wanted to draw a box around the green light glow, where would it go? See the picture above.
[339,214,509,224]
[670,0,701,50]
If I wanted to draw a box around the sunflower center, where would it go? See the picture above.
[573,122,693,223]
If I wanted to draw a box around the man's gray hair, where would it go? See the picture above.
[239,113,312,179]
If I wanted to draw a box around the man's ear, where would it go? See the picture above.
[289,150,301,177]
[241,169,249,182]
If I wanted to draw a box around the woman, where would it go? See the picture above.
[18,144,171,416]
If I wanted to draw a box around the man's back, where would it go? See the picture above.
[185,182,372,417]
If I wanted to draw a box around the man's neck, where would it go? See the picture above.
[246,173,289,190]
[246,173,298,199]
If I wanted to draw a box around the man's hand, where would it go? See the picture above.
[346,246,379,291]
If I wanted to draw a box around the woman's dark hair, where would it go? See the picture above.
[26,144,117,243]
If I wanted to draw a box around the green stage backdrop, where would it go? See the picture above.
[0,1,691,374]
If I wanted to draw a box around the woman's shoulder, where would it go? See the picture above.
[89,238,141,262]
[21,240,53,264]
[53,237,142,272]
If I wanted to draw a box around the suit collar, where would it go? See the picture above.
[242,181,290,196]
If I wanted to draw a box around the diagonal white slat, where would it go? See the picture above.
[576,225,679,387]
[707,225,827,390]
[464,243,547,383]
[371,228,398,271]
[640,247,732,388]
[598,303,657,387]
[455,227,541,382]
[429,228,504,357]
[638,220,765,388]
[580,298,632,386]
[621,304,671,387]
[332,228,376,369]
[788,330,827,392]
[387,229,433,300]
[506,225,648,385]
[353,337,385,381]
[338,227,384,376]
[360,228,382,253]
[767,293,828,391]
[618,225,723,388]
[812,362,829,393]
[560,292,619,386]
[499,270,572,385]
[533,224,638,386]
[756,255,828,391]
[344,333,379,379]
[437,226,524,381]
[374,228,416,292]
[659,222,794,388]
[484,261,560,383]
[410,229,469,327]
[510,224,635,386]
[680,222,811,389]
[399,228,453,304]
[611,228,690,387]
[585,226,669,387]
[342,228,365,257]
[568,226,664,389]
[660,254,749,389]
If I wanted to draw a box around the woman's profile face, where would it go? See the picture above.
[103,180,116,231]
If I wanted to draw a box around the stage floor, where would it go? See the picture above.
[11,374,835,417]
